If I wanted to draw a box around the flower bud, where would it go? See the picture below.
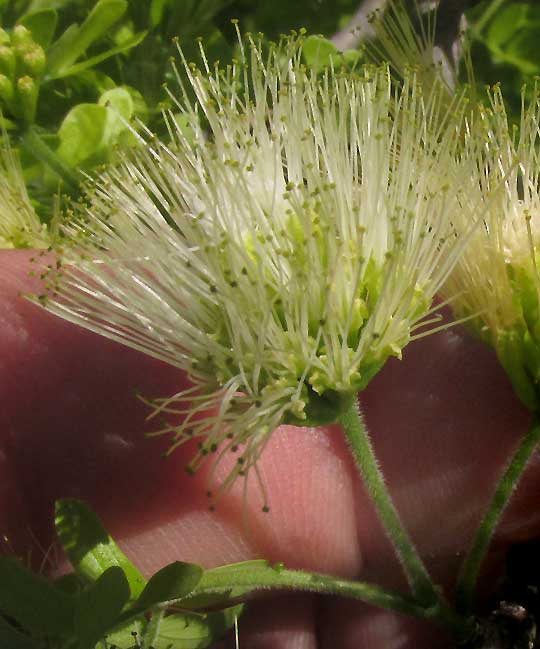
[16,75,38,123]
[11,25,32,48]
[0,73,14,106]
[21,44,46,77]
[0,45,15,79]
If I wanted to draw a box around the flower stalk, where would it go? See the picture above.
[190,561,471,635]
[455,418,540,615]
[338,399,441,607]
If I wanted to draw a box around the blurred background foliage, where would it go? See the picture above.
[466,0,540,118]
[0,0,537,233]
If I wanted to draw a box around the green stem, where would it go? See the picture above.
[22,127,80,192]
[338,400,440,607]
[474,0,506,34]
[191,563,468,633]
[456,418,540,615]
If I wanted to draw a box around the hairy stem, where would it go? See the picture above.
[456,418,540,614]
[190,562,468,633]
[338,399,441,607]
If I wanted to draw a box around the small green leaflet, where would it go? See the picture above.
[117,561,203,626]
[150,606,243,649]
[74,566,130,649]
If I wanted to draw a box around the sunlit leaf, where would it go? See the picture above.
[102,618,145,649]
[151,611,219,649]
[302,34,340,70]
[55,499,146,599]
[98,86,133,118]
[56,101,128,167]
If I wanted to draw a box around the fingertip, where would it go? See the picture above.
[318,599,453,649]
[207,424,363,579]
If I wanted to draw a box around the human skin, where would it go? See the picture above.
[1,250,540,648]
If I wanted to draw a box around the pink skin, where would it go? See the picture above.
[1,249,540,648]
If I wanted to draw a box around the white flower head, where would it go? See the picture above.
[38,34,472,505]
[0,141,50,249]
[442,84,540,411]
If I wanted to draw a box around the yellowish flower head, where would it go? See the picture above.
[0,142,49,249]
[37,35,473,500]
[442,85,540,410]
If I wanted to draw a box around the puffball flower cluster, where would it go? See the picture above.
[442,85,540,411]
[0,143,49,249]
[37,35,474,498]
